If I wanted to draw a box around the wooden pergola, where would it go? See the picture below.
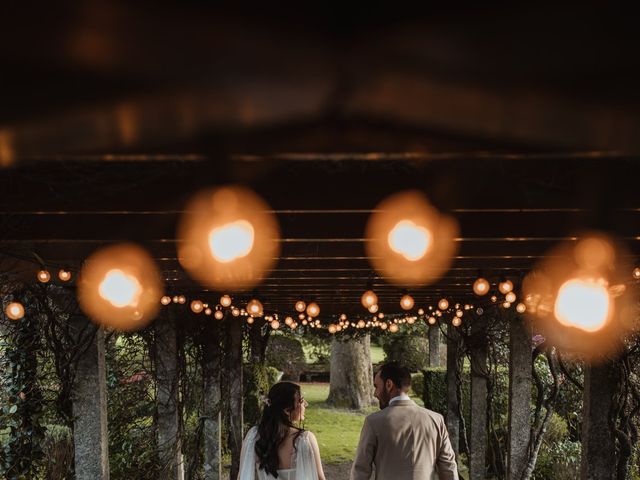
[1,3,639,479]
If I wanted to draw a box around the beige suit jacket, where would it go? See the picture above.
[350,399,458,480]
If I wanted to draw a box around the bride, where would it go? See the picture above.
[238,382,326,480]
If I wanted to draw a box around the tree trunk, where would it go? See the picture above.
[327,335,376,409]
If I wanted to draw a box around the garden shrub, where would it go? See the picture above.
[421,367,447,415]
[381,333,429,372]
[410,372,424,398]
[533,413,581,480]
[265,335,305,381]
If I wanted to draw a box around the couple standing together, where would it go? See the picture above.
[238,362,459,479]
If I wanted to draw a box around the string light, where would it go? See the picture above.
[177,186,279,290]
[377,312,384,319]
[285,316,293,326]
[172,296,179,303]
[452,317,462,327]
[232,307,240,317]
[499,279,514,294]
[247,316,255,324]
[306,302,320,318]
[505,291,516,303]
[502,301,511,309]
[270,319,280,329]
[58,269,72,282]
[177,295,186,304]
[633,267,640,279]
[37,270,51,283]
[328,324,337,334]
[190,300,204,313]
[361,290,378,309]
[516,303,526,313]
[220,295,232,307]
[214,310,224,320]
[455,310,463,318]
[473,277,490,296]
[247,298,263,317]
[380,322,388,330]
[428,316,436,325]
[417,308,424,315]
[357,320,366,328]
[160,296,171,305]
[400,294,415,310]
[368,303,379,313]
[204,308,213,315]
[5,302,24,320]
[438,298,449,310]
[295,300,306,312]
[389,324,399,333]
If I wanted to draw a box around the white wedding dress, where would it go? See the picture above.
[238,426,319,480]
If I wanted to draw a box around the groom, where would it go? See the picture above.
[350,362,459,480]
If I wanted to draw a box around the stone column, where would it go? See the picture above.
[227,317,244,480]
[469,317,488,480]
[580,360,617,480]
[203,323,223,480]
[446,323,460,457]
[70,316,110,480]
[429,324,441,367]
[155,310,184,480]
[507,317,532,480]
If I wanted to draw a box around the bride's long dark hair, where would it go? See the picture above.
[255,381,304,477]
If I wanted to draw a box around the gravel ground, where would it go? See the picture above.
[323,462,353,479]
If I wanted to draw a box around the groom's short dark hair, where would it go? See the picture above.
[377,362,411,390]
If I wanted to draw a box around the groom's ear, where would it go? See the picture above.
[385,379,394,392]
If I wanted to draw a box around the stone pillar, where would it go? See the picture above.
[446,323,460,457]
[429,324,441,367]
[580,360,617,480]
[70,316,110,480]
[227,317,244,480]
[203,323,223,480]
[469,317,488,480]
[507,317,532,480]
[155,310,184,480]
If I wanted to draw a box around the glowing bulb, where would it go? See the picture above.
[490,295,497,303]
[204,308,212,315]
[208,220,254,263]
[633,267,640,279]
[5,302,24,320]
[37,270,51,283]
[456,310,463,318]
[295,301,306,312]
[400,294,415,310]
[502,302,511,309]
[378,312,384,319]
[340,313,347,321]
[247,316,254,324]
[58,269,72,282]
[291,322,298,330]
[172,296,179,303]
[328,324,337,334]
[368,303,379,313]
[473,277,490,296]
[98,269,142,308]
[357,320,366,328]
[361,290,378,309]
[389,324,399,333]
[220,295,232,307]
[428,316,436,325]
[438,298,449,310]
[232,307,240,317]
[505,291,516,303]
[407,316,416,324]
[247,299,263,317]
[499,280,514,294]
[178,295,186,304]
[554,278,611,332]
[285,316,293,326]
[417,308,424,315]
[190,300,204,313]
[306,302,320,318]
[380,322,388,330]
[516,303,526,313]
[452,317,462,327]
[161,296,171,305]
[270,320,280,329]
[214,310,224,320]
[387,220,432,261]
[302,319,308,325]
